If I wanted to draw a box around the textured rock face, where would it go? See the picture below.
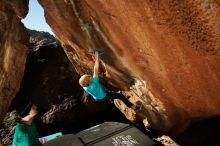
[39,0,220,135]
[0,0,29,122]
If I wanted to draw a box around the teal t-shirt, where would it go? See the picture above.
[83,77,107,101]
[12,122,40,146]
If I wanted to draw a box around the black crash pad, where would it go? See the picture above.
[44,122,155,146]
[43,134,83,146]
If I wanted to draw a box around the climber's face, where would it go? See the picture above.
[79,74,92,87]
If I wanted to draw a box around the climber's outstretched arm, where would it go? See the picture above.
[93,51,99,77]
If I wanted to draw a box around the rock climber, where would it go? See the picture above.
[79,51,142,112]
[12,100,40,146]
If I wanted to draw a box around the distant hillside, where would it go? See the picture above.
[27,29,57,45]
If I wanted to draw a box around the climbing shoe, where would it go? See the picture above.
[99,72,106,78]
[134,101,143,112]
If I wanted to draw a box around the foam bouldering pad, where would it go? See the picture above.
[43,134,83,146]
[77,122,155,146]
[43,122,155,146]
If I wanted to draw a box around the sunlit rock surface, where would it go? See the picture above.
[38,0,220,135]
[0,0,29,122]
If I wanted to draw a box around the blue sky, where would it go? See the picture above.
[22,0,54,35]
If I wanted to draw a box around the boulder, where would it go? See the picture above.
[38,0,220,135]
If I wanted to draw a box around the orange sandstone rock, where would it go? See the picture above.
[38,0,220,135]
[0,0,29,122]
[1,0,218,135]
[39,0,220,134]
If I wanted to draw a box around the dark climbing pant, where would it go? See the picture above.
[105,91,133,108]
